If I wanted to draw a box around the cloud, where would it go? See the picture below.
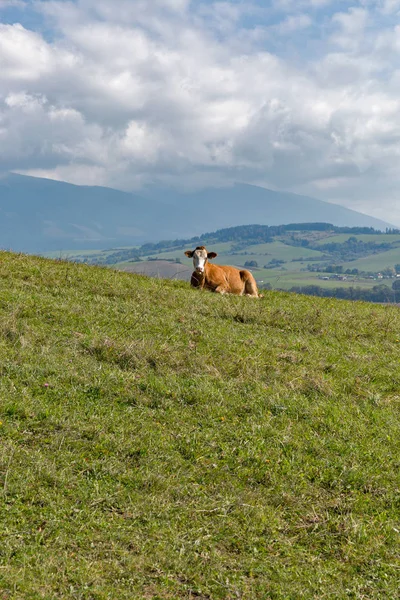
[0,23,54,80]
[1,0,400,224]
[381,0,400,14]
[274,13,312,34]
[0,1,26,7]
[272,0,336,11]
[330,7,369,50]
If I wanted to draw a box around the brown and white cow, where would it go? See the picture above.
[184,246,263,297]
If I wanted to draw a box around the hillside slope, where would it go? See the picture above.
[0,252,399,599]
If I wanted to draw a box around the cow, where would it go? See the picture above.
[184,246,263,297]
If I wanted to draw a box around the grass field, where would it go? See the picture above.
[240,242,324,261]
[341,247,400,272]
[312,234,400,245]
[251,270,390,291]
[0,251,399,599]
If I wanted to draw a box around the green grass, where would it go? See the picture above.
[312,234,400,245]
[241,241,324,261]
[1,251,399,599]
[341,247,400,272]
[253,270,388,290]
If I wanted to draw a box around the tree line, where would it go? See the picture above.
[286,284,398,303]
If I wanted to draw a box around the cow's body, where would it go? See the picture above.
[185,246,263,297]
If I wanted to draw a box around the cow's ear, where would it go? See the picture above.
[184,250,194,258]
[207,252,217,259]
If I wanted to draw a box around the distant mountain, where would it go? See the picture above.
[0,173,187,252]
[147,183,393,233]
[0,173,393,252]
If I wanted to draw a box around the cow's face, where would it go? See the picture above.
[184,246,217,274]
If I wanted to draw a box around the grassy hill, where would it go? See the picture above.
[0,252,399,599]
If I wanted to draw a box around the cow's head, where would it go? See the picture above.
[184,246,217,274]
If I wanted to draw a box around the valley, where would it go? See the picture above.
[44,223,400,301]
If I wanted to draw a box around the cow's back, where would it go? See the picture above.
[216,264,247,294]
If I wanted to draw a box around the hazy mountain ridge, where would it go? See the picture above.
[0,173,181,252]
[0,173,393,252]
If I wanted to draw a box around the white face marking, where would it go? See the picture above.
[193,248,207,273]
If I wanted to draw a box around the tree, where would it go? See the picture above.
[392,279,400,291]
[244,260,258,268]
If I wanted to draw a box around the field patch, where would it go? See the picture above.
[313,233,400,245]
[341,247,400,271]
[241,241,325,261]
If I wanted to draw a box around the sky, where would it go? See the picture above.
[1,0,400,223]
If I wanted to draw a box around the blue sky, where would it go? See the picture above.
[1,0,400,223]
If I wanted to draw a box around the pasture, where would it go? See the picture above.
[1,251,399,598]
[312,233,400,246]
[239,241,325,261]
[250,270,390,291]
[0,253,400,600]
[341,247,400,272]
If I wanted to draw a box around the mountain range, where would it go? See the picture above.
[0,172,394,252]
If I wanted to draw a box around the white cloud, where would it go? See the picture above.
[275,14,312,34]
[330,7,369,50]
[0,23,54,80]
[0,1,25,7]
[1,0,400,223]
[381,0,400,14]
